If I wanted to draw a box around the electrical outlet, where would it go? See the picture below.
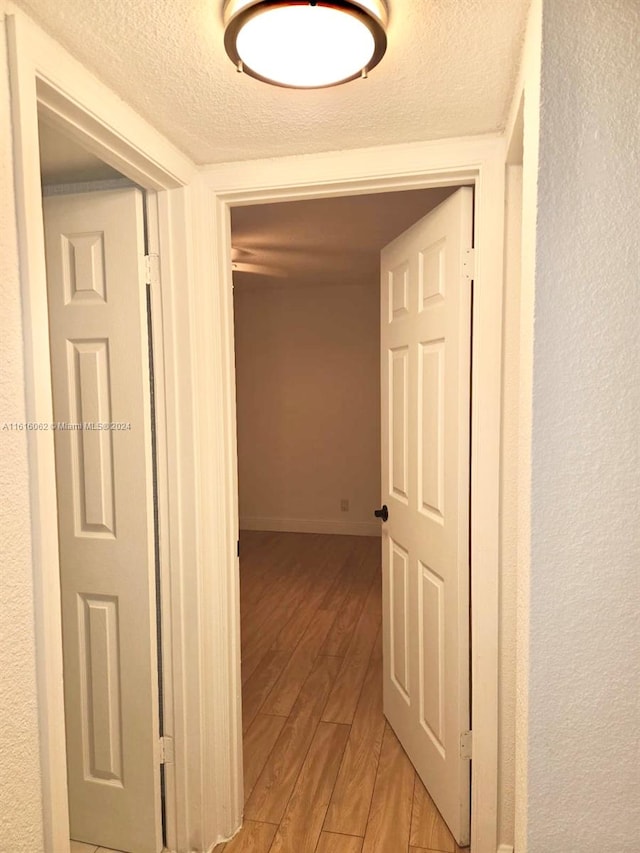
[340,499,349,512]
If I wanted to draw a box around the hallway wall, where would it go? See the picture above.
[0,9,46,851]
[234,281,381,537]
[516,0,640,849]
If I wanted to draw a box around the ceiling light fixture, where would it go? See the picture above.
[223,1,388,89]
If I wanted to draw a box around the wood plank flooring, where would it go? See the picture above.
[216,531,465,853]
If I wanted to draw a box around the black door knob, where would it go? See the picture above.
[374,505,389,523]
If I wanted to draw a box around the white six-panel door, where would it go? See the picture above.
[43,189,162,853]
[380,188,473,846]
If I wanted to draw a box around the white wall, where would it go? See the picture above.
[0,11,46,851]
[517,0,640,849]
[234,282,381,537]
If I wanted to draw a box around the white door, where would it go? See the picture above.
[380,187,473,846]
[43,189,163,853]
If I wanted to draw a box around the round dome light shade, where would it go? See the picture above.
[224,1,388,89]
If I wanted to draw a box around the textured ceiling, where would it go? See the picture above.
[14,0,529,164]
[231,186,456,288]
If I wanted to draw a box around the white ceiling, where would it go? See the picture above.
[15,0,530,165]
[231,186,457,288]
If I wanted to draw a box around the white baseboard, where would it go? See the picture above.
[497,844,514,853]
[239,516,381,537]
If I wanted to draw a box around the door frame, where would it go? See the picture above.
[198,133,506,853]
[5,8,211,852]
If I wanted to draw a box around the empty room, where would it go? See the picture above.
[227,185,473,853]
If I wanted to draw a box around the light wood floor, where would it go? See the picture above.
[215,531,466,853]
[70,841,123,852]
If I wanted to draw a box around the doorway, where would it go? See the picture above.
[6,14,195,840]
[38,118,164,853]
[226,186,471,851]
[201,136,505,853]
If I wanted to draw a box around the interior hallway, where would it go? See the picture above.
[215,531,465,853]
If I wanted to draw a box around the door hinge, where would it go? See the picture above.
[237,539,240,558]
[460,730,473,760]
[463,247,475,281]
[159,736,174,765]
[145,253,160,287]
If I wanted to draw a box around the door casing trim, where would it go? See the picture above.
[198,132,506,853]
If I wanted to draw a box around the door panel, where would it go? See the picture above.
[389,346,409,502]
[77,593,123,783]
[43,189,162,853]
[419,561,445,754]
[389,539,410,700]
[380,187,473,846]
[67,339,115,535]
